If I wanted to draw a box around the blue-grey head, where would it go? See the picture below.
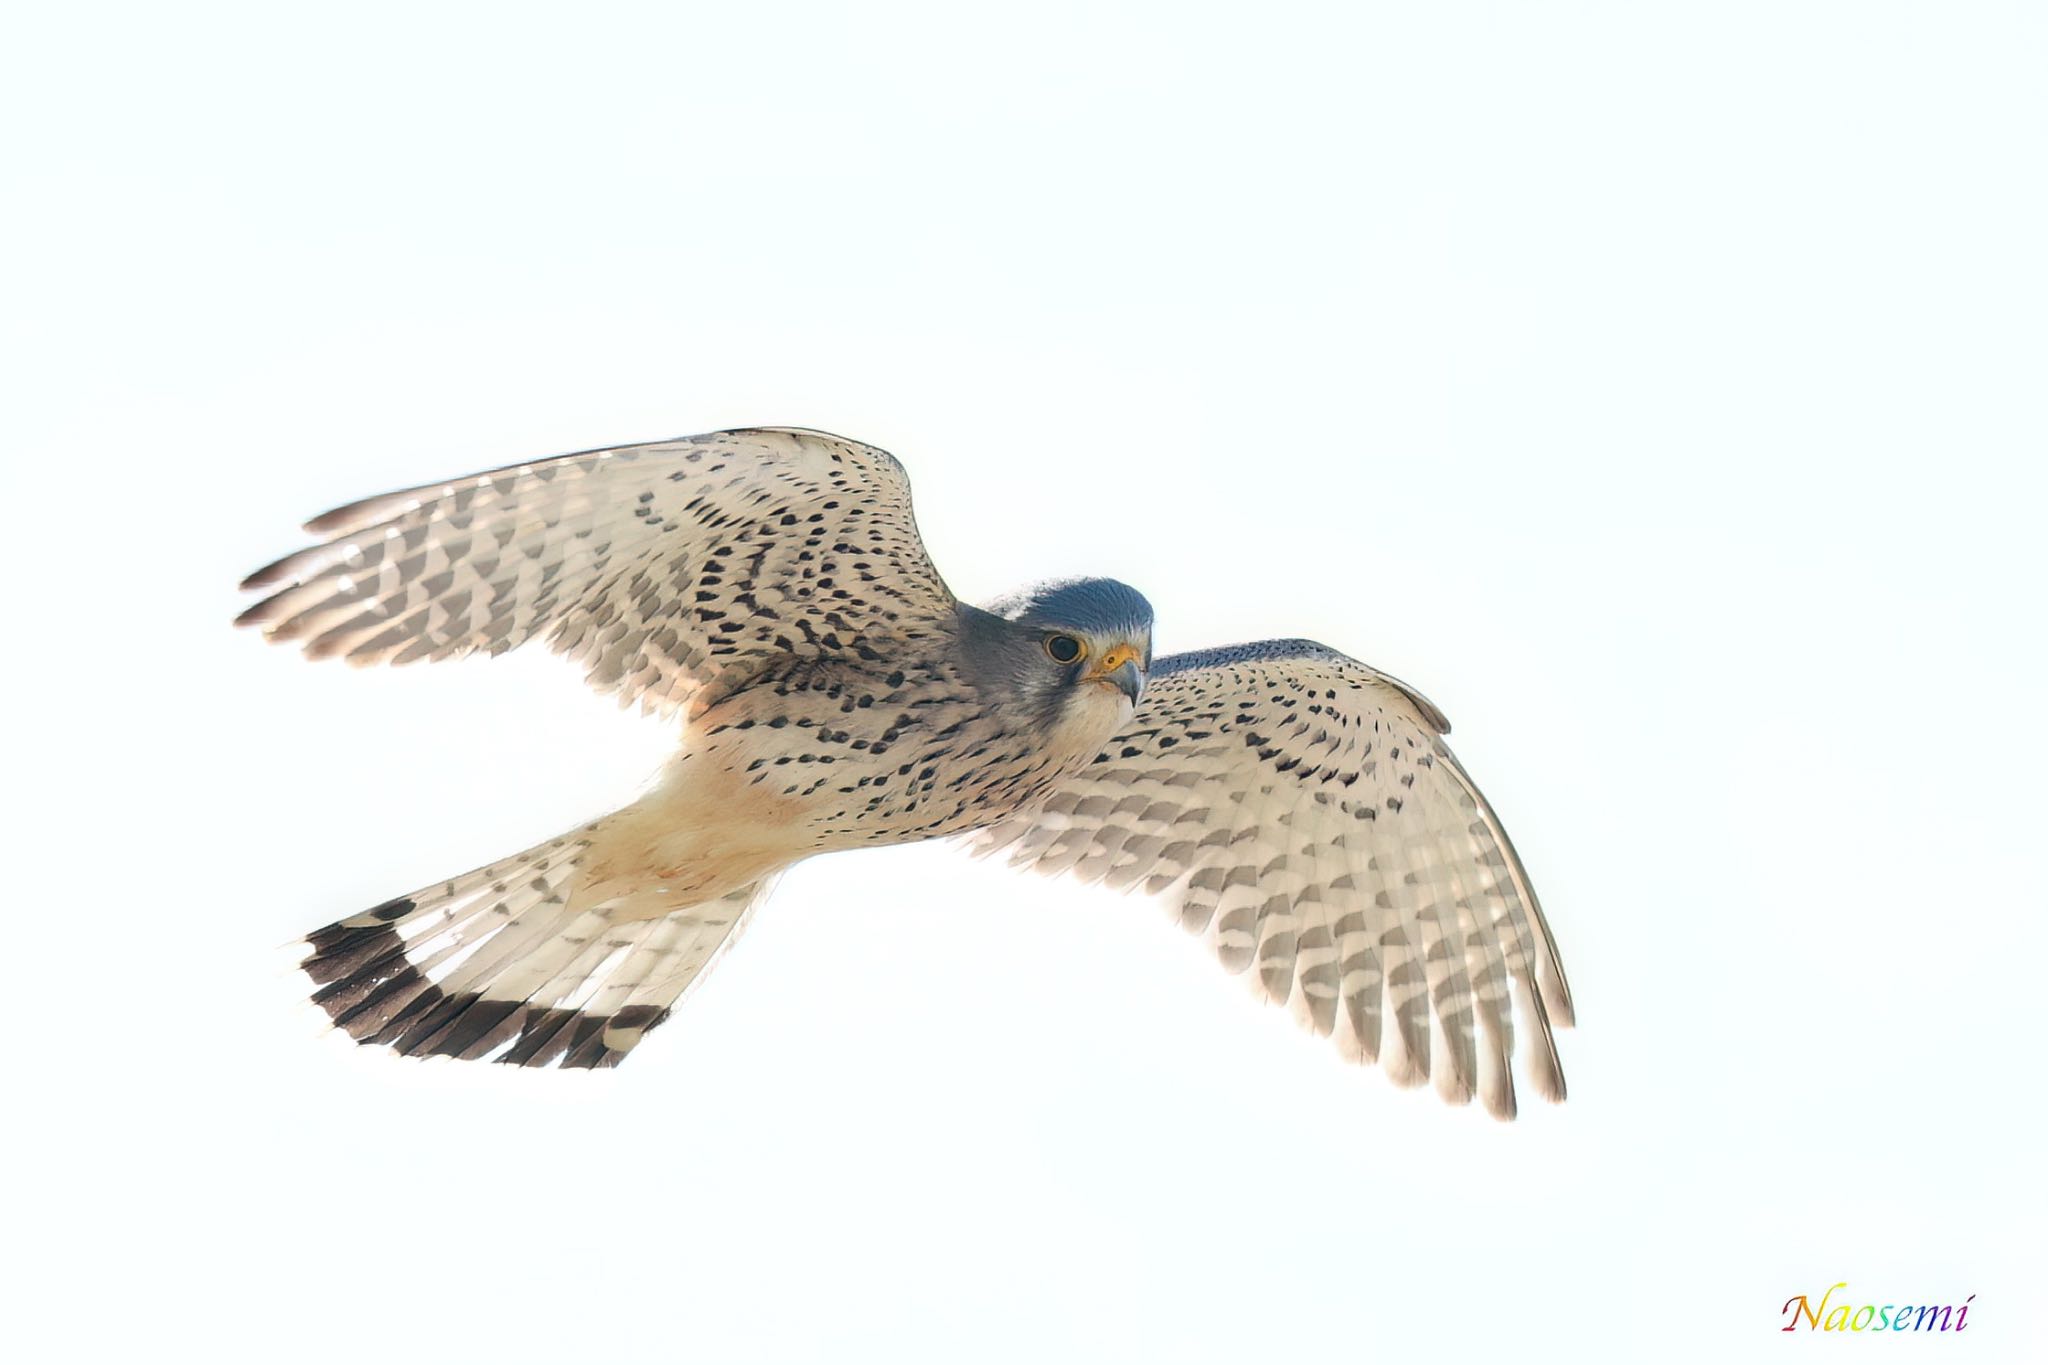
[971,576,1154,723]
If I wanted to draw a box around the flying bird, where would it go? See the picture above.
[239,427,1574,1117]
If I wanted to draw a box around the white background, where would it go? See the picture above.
[6,3,2043,1361]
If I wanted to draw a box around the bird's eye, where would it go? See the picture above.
[1045,634,1085,664]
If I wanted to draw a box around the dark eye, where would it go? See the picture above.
[1045,634,1084,664]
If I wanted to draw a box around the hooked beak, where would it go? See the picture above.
[1086,641,1146,706]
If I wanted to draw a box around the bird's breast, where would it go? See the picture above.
[660,666,1128,855]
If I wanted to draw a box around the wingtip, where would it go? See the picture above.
[1543,975,1577,1030]
[1383,1035,1429,1090]
[302,498,376,536]
[239,556,295,593]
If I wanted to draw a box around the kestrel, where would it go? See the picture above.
[240,428,1573,1116]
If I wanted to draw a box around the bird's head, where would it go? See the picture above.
[978,577,1154,730]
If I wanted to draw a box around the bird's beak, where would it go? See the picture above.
[1087,642,1146,705]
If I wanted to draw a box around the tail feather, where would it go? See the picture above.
[299,830,765,1069]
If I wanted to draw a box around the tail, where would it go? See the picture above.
[299,827,765,1069]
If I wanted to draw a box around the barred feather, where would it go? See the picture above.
[238,427,958,717]
[300,831,764,1070]
[975,639,1572,1118]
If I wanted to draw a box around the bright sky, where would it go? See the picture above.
[6,3,2043,1361]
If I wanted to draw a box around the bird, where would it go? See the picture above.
[239,426,1574,1117]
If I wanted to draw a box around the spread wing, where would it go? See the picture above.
[238,427,958,715]
[972,639,1574,1119]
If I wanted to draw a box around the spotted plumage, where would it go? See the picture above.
[242,427,1573,1116]
[973,640,1572,1117]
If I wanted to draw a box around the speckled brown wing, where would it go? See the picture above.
[972,639,1574,1119]
[238,427,958,715]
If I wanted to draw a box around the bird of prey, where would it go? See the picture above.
[240,427,1573,1117]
